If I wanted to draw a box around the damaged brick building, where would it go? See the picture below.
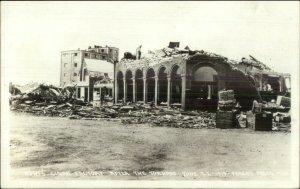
[60,45,119,103]
[114,43,290,111]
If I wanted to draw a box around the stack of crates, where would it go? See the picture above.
[216,90,237,129]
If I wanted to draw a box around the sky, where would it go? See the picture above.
[1,1,299,85]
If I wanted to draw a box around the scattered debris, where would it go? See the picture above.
[10,86,216,129]
[236,113,247,128]
[9,83,291,132]
[246,100,291,132]
[273,112,291,123]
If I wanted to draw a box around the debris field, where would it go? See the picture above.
[9,83,290,131]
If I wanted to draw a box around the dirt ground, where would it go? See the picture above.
[9,112,291,180]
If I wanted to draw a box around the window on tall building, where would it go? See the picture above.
[101,49,104,53]
[74,73,77,76]
[109,49,112,52]
[64,63,68,67]
[91,54,96,58]
[74,53,78,56]
[85,53,89,57]
[102,56,106,59]
[74,63,77,67]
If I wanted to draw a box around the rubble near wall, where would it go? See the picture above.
[9,82,290,132]
[9,82,216,129]
[10,98,216,130]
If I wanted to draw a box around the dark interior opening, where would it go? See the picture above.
[189,81,218,111]
[77,88,81,98]
[267,76,280,92]
[125,71,133,102]
[171,66,181,104]
[146,68,155,103]
[117,72,124,102]
[84,87,88,102]
[135,69,144,101]
[158,67,168,104]
[188,66,218,111]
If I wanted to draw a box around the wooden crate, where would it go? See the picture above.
[218,90,234,101]
[276,96,291,108]
[218,100,235,111]
[246,112,272,131]
[216,110,237,129]
[218,90,236,111]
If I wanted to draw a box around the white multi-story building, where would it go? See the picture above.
[60,45,119,102]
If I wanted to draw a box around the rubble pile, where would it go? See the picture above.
[145,47,232,62]
[119,103,216,129]
[10,85,216,128]
[121,47,231,67]
[9,82,290,131]
[272,111,291,132]
[9,83,79,117]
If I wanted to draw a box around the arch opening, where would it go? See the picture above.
[125,70,133,102]
[171,65,181,104]
[117,71,124,102]
[190,66,218,111]
[158,67,168,104]
[146,68,155,103]
[135,69,143,102]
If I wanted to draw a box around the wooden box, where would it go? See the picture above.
[246,112,272,131]
[216,110,237,129]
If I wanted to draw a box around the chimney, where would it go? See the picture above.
[136,45,142,60]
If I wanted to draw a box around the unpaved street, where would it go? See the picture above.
[9,112,291,180]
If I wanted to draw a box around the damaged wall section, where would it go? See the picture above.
[115,44,290,111]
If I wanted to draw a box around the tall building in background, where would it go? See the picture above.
[60,45,119,87]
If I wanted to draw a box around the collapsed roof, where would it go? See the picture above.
[120,47,228,66]
[120,46,285,77]
[10,83,76,103]
[13,82,41,94]
[119,45,290,108]
[240,55,272,71]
